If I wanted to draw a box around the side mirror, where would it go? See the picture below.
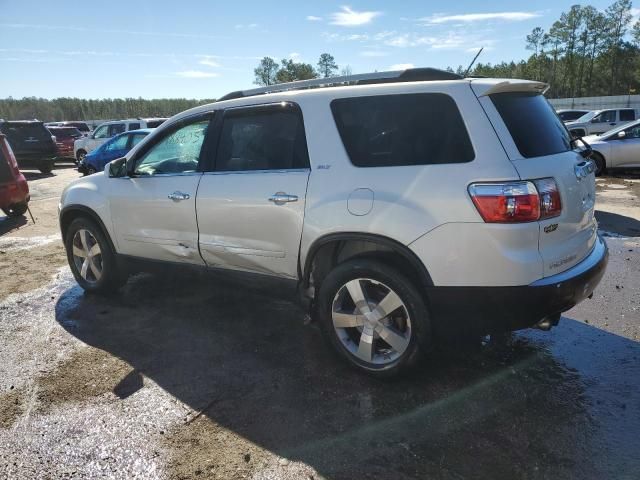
[108,157,128,178]
[591,118,599,123]
[617,130,626,139]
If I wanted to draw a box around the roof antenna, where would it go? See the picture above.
[463,47,484,77]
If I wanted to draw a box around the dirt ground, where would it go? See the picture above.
[0,165,638,479]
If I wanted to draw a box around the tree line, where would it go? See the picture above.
[253,53,351,85]
[458,0,640,98]
[0,97,214,123]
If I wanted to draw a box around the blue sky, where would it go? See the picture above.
[0,0,624,99]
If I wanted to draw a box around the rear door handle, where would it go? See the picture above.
[269,192,298,205]
[168,191,190,201]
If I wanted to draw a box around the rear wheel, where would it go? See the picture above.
[65,217,126,293]
[317,259,430,377]
[2,202,28,217]
[591,152,606,176]
[39,163,53,174]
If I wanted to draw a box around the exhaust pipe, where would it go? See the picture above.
[535,313,561,331]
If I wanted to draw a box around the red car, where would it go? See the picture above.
[0,133,30,217]
[48,126,83,161]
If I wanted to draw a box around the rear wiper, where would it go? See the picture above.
[571,136,593,159]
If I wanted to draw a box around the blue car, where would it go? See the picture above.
[80,128,152,175]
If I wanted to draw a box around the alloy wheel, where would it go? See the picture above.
[71,229,103,283]
[332,278,412,366]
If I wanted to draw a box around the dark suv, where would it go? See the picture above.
[0,120,57,173]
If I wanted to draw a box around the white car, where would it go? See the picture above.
[73,118,166,162]
[565,108,638,137]
[59,68,607,376]
[585,119,640,174]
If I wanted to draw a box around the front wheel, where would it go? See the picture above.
[77,150,87,164]
[317,259,430,377]
[65,217,126,293]
[2,202,28,217]
[591,152,606,176]
[39,163,53,174]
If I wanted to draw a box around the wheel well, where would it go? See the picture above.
[591,150,606,166]
[59,206,116,253]
[303,234,432,298]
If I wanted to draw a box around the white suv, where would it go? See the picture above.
[73,118,166,162]
[59,68,608,376]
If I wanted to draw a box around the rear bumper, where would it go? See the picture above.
[14,152,57,166]
[426,235,608,337]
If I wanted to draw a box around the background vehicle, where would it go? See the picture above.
[57,121,91,135]
[0,120,57,173]
[79,129,151,175]
[566,108,638,137]
[0,133,30,217]
[585,119,640,175]
[47,126,83,161]
[74,118,166,163]
[556,109,590,122]
[59,69,606,377]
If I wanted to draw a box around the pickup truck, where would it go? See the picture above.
[566,108,638,137]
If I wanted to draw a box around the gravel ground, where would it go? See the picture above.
[0,166,638,479]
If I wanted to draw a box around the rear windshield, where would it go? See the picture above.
[0,123,51,142]
[491,92,571,158]
[49,127,82,138]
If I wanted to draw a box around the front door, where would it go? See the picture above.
[109,114,213,264]
[196,103,310,278]
[608,124,640,168]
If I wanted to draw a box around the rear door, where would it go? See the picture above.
[473,83,597,277]
[196,102,310,278]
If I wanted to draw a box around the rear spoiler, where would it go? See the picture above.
[471,79,549,97]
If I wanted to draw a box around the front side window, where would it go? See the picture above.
[623,125,640,139]
[134,119,209,176]
[109,124,126,136]
[105,134,129,151]
[593,111,616,123]
[331,93,474,167]
[491,92,571,158]
[620,109,635,121]
[215,105,309,171]
[93,125,109,139]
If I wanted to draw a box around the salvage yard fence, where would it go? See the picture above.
[548,95,640,111]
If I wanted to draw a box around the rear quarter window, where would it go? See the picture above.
[331,93,474,167]
[490,92,571,158]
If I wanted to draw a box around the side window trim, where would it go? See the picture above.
[208,101,310,173]
[127,112,215,176]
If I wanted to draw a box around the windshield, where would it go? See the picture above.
[575,111,597,123]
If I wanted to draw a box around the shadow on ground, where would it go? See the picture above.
[0,215,27,236]
[596,209,640,237]
[55,270,640,479]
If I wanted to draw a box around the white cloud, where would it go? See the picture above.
[234,23,258,30]
[288,52,301,60]
[306,15,322,21]
[175,70,219,78]
[422,12,540,24]
[360,50,389,57]
[199,56,220,67]
[389,63,415,70]
[383,32,494,50]
[330,6,381,26]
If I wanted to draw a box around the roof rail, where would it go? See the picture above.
[218,67,462,101]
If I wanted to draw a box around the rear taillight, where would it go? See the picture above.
[469,178,561,223]
[534,178,562,219]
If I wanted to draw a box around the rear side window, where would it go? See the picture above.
[146,119,166,128]
[620,109,635,121]
[128,123,141,131]
[491,93,571,158]
[331,93,474,167]
[108,124,126,136]
[215,104,309,171]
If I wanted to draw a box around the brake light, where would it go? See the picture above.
[469,178,561,223]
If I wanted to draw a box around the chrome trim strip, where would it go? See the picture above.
[202,168,311,176]
[530,235,607,286]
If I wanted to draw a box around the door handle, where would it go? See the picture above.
[269,192,298,205]
[168,191,190,201]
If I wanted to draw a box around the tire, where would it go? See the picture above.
[86,165,97,176]
[2,202,28,217]
[64,217,126,293]
[591,152,606,176]
[316,258,430,377]
[39,163,53,174]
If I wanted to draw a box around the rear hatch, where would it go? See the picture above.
[472,80,598,277]
[0,122,56,155]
